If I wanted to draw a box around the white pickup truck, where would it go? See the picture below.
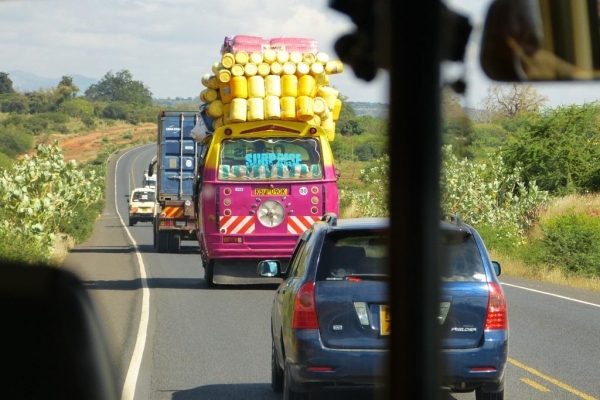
[128,187,155,226]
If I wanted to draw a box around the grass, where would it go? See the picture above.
[494,249,600,291]
[493,193,600,293]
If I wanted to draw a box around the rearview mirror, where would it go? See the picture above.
[257,260,280,277]
[481,0,600,81]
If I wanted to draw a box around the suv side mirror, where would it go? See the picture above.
[257,260,281,277]
[492,261,502,276]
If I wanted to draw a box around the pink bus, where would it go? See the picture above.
[194,121,339,286]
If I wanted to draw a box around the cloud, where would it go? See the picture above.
[0,0,384,102]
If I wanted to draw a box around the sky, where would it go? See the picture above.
[1,0,600,108]
[0,0,389,103]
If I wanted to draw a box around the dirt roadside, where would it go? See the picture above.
[40,122,157,164]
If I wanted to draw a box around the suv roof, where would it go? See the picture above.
[318,215,389,232]
[318,214,472,235]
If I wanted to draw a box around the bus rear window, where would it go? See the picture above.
[218,138,323,181]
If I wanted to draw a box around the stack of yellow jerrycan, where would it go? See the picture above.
[199,35,344,141]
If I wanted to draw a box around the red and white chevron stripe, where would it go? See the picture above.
[287,216,321,234]
[219,216,256,234]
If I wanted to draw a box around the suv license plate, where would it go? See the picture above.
[380,305,391,335]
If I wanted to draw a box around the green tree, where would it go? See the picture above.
[441,87,474,158]
[0,72,14,94]
[335,96,356,128]
[470,123,507,159]
[502,103,600,195]
[58,98,94,119]
[339,119,365,136]
[55,76,79,105]
[3,93,30,114]
[85,70,152,105]
[355,142,376,161]
[26,89,55,114]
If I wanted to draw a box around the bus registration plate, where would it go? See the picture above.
[380,305,391,335]
[254,188,288,196]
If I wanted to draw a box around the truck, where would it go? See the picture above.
[151,111,204,253]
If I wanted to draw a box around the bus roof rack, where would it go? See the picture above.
[321,213,338,226]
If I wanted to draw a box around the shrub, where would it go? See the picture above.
[58,199,104,243]
[537,210,600,276]
[0,152,12,170]
[0,142,103,263]
[441,145,548,244]
[0,125,34,157]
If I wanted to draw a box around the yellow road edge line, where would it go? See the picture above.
[509,358,597,400]
[521,378,550,392]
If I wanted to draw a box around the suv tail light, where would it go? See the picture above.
[484,283,507,330]
[292,282,318,329]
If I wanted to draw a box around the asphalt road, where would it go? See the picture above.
[63,145,600,400]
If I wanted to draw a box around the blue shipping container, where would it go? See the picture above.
[158,112,199,199]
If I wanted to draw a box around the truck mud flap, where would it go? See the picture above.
[212,259,286,285]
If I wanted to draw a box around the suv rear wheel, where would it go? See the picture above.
[271,339,283,392]
[476,388,504,400]
[283,363,308,400]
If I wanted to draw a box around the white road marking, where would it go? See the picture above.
[502,283,600,308]
[114,147,152,400]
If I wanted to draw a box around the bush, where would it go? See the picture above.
[23,112,69,135]
[441,145,548,243]
[0,142,103,263]
[537,210,600,276]
[474,223,521,253]
[0,152,13,170]
[58,199,104,243]
[0,125,34,157]
[58,98,95,119]
[102,101,130,120]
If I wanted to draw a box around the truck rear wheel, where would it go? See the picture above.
[204,259,215,288]
[156,231,170,253]
[152,217,157,248]
[168,233,181,253]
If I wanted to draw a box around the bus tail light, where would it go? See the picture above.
[223,236,243,243]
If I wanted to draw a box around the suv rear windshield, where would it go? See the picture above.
[441,232,486,282]
[218,137,323,181]
[316,230,388,281]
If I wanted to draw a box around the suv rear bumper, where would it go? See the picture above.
[285,329,388,392]
[440,329,508,392]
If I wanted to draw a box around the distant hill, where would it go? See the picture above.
[153,97,198,109]
[7,70,98,94]
[347,101,388,118]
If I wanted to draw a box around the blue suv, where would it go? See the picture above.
[259,213,508,399]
